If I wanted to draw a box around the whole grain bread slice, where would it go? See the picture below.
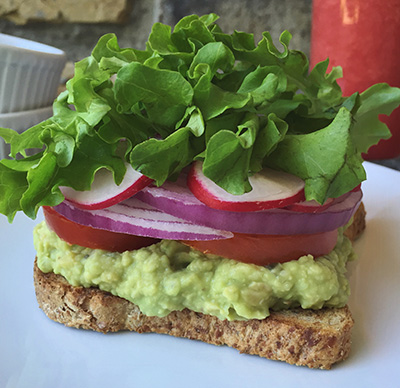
[33,203,366,369]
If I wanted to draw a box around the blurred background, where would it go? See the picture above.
[0,0,312,64]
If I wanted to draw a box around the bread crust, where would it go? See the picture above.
[33,203,366,369]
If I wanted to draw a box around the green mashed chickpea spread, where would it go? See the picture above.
[34,222,356,321]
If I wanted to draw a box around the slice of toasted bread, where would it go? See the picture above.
[33,203,366,369]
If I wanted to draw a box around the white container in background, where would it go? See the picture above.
[0,33,66,114]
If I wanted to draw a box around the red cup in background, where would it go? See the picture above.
[310,0,400,160]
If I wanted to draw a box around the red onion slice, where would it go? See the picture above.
[53,198,233,241]
[135,178,363,235]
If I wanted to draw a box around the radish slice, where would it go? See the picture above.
[187,161,305,212]
[284,196,347,213]
[284,198,336,213]
[53,198,233,241]
[59,163,153,210]
[135,175,363,235]
[285,185,361,213]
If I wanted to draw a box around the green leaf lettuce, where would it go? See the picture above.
[0,13,399,220]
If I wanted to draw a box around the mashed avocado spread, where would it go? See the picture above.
[34,222,356,321]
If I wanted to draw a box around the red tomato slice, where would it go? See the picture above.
[43,206,159,252]
[181,229,338,266]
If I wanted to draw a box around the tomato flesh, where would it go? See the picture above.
[43,206,159,252]
[181,229,338,266]
[43,206,338,265]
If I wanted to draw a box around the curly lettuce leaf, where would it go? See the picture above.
[0,13,399,221]
[351,83,400,153]
[130,126,204,185]
[265,108,365,203]
[114,62,194,128]
[202,112,259,194]
[0,164,29,221]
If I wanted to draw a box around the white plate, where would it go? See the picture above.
[0,162,399,388]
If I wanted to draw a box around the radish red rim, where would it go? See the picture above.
[59,163,153,210]
[187,161,306,212]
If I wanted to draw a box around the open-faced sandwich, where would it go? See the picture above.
[1,14,400,369]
